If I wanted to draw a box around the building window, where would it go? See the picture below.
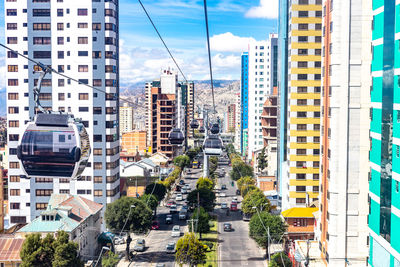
[9,121,19,128]
[297,99,307,106]
[6,9,17,16]
[313,186,319,192]
[297,124,307,130]
[10,176,20,182]
[94,176,103,183]
[7,37,18,44]
[94,190,103,197]
[10,216,26,224]
[10,203,20,209]
[60,189,70,194]
[78,22,88,28]
[297,136,306,143]
[7,23,17,30]
[78,37,88,44]
[9,134,19,141]
[94,162,103,170]
[93,148,102,155]
[8,79,18,86]
[33,23,51,30]
[35,189,53,196]
[297,149,306,155]
[93,23,101,30]
[33,9,50,16]
[296,198,306,204]
[78,65,89,72]
[7,51,18,58]
[58,79,65,87]
[58,37,64,45]
[10,189,20,196]
[79,93,89,100]
[8,107,19,114]
[298,24,308,30]
[93,135,102,142]
[78,51,88,57]
[298,11,308,17]
[77,8,88,15]
[36,203,48,210]
[33,51,51,59]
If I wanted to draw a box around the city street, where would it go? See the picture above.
[216,165,267,267]
[118,167,203,267]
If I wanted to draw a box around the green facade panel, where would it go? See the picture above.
[391,179,400,210]
[370,199,381,235]
[370,138,382,166]
[373,0,385,10]
[370,169,382,198]
[372,108,383,134]
[372,45,384,72]
[390,214,400,253]
[372,77,383,103]
[373,13,385,41]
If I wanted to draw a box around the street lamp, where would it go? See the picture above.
[94,246,110,267]
[119,204,136,237]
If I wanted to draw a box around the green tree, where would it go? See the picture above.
[241,189,271,215]
[257,147,268,172]
[102,251,120,267]
[20,231,82,267]
[173,155,191,169]
[237,176,256,192]
[249,212,286,254]
[241,184,259,197]
[145,183,166,201]
[140,194,158,211]
[175,233,207,267]
[269,252,292,267]
[186,148,198,161]
[105,197,152,234]
[230,161,254,181]
[188,207,211,238]
[196,177,214,191]
[187,188,216,212]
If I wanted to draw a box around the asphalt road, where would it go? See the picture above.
[128,168,203,267]
[216,165,267,267]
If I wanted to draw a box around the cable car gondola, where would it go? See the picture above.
[203,134,223,156]
[190,120,199,129]
[17,113,91,179]
[168,128,185,145]
[210,123,219,134]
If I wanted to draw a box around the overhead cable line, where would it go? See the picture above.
[0,43,137,106]
[202,0,216,114]
[137,0,188,83]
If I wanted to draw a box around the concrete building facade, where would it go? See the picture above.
[317,0,371,265]
[119,103,134,135]
[5,0,120,225]
[241,52,249,156]
[282,0,322,210]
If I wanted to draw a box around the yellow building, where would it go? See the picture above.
[284,0,322,208]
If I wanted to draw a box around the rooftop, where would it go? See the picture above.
[281,207,318,218]
[0,236,24,262]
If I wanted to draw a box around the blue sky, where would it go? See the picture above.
[0,0,278,87]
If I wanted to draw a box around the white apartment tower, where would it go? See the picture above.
[120,103,134,135]
[5,0,120,225]
[247,33,278,159]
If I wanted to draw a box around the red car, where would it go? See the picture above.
[230,203,238,211]
[151,221,160,230]
[167,200,176,207]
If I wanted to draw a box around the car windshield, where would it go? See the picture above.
[173,226,179,231]
[167,243,174,249]
[137,240,144,244]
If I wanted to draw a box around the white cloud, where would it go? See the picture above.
[245,0,279,19]
[212,53,240,69]
[210,32,255,52]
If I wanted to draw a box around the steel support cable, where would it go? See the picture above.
[202,0,216,114]
[137,0,188,84]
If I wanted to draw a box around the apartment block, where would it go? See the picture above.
[227,103,236,133]
[317,0,371,265]
[5,0,120,225]
[121,131,147,154]
[120,102,134,135]
[282,0,322,210]
[241,52,249,156]
[261,88,278,146]
[247,34,278,160]
[368,0,400,265]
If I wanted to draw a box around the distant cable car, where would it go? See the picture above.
[199,126,205,133]
[17,113,90,179]
[210,123,219,134]
[203,134,223,156]
[190,120,199,129]
[168,128,185,145]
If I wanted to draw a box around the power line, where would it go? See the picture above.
[137,0,188,83]
[202,0,216,114]
[0,43,137,106]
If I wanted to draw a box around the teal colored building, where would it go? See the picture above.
[369,0,400,265]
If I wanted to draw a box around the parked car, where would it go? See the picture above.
[181,188,188,194]
[243,213,252,221]
[165,214,173,224]
[179,210,187,220]
[221,184,227,190]
[166,242,176,254]
[176,194,183,201]
[220,192,226,197]
[236,189,241,195]
[232,196,238,201]
[170,204,178,213]
[223,223,233,232]
[151,221,160,230]
[230,203,238,211]
[114,234,127,245]
[221,203,228,209]
[175,185,181,192]
[133,239,146,252]
[181,204,189,211]
[179,180,185,185]
[171,225,181,237]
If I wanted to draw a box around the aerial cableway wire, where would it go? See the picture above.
[137,0,188,83]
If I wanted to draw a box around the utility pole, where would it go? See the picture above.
[203,107,209,178]
[187,219,198,233]
[305,239,310,267]
[267,227,270,262]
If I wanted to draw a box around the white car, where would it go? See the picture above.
[171,225,181,237]
[220,192,226,197]
[221,203,228,209]
[176,194,183,201]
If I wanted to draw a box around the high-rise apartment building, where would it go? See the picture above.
[282,0,322,210]
[227,104,236,133]
[368,0,400,265]
[145,70,179,159]
[179,82,195,143]
[261,88,278,147]
[120,103,134,135]
[247,34,278,160]
[317,0,371,265]
[5,0,120,224]
[234,93,241,151]
[241,52,249,156]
